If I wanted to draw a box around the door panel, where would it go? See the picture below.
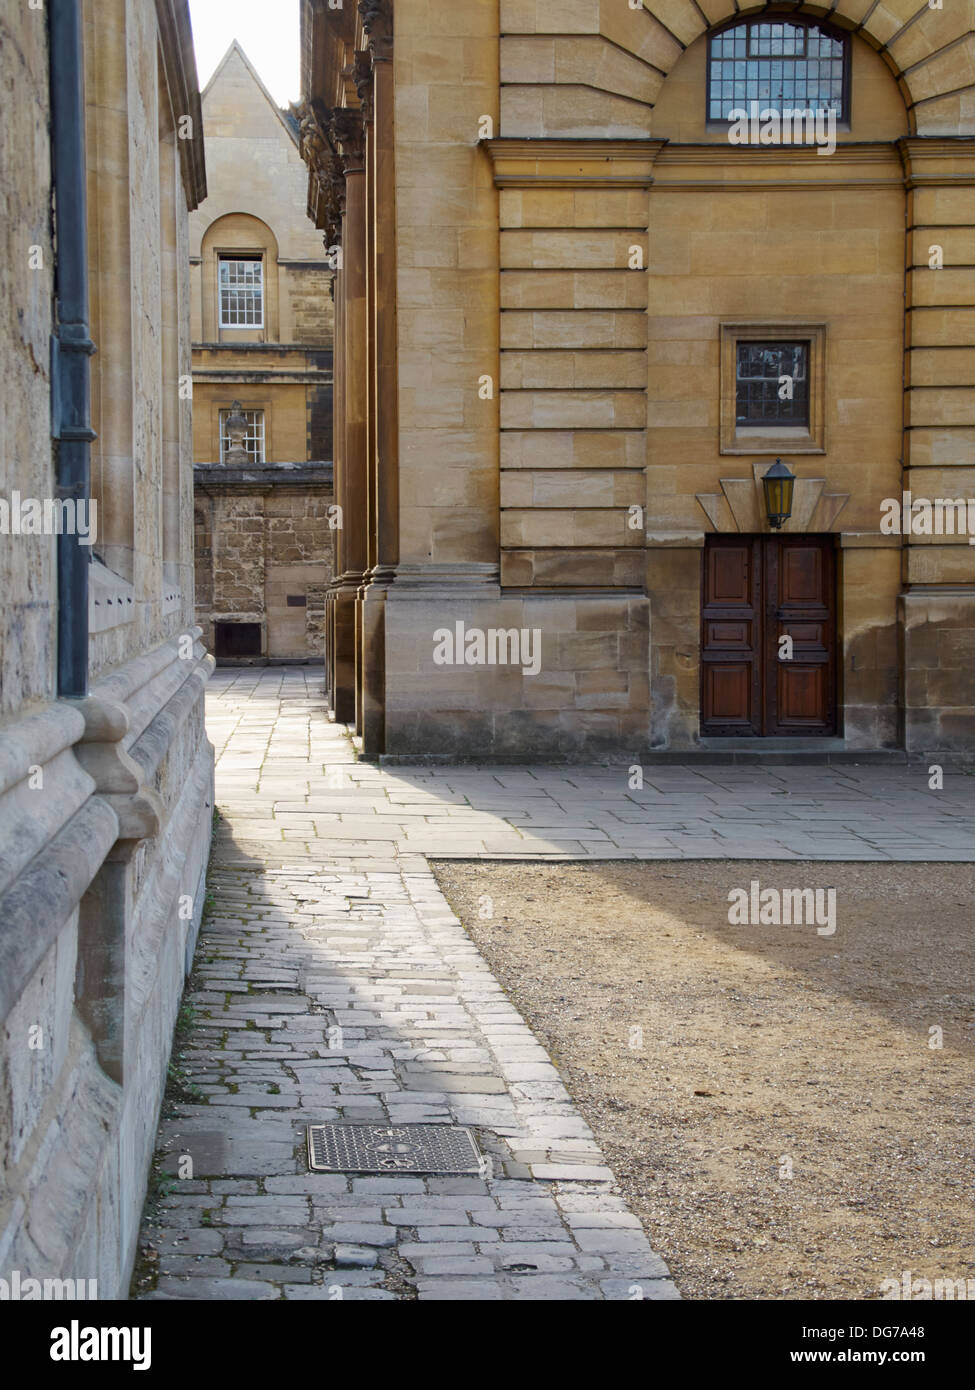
[704,663,754,725]
[765,536,836,736]
[701,535,836,737]
[700,537,762,735]
[704,620,752,649]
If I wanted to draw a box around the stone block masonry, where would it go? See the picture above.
[0,0,212,1303]
[194,463,334,663]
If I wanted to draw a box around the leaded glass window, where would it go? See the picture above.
[708,21,848,124]
[736,342,810,427]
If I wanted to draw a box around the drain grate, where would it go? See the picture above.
[306,1123,483,1175]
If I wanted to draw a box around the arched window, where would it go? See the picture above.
[200,212,280,341]
[707,20,849,124]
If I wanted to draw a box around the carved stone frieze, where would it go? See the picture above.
[358,0,392,57]
[353,50,374,124]
[330,106,366,173]
[294,98,347,245]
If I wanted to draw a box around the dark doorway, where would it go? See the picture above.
[701,534,837,736]
[215,621,262,659]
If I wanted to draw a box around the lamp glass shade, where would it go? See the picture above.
[762,459,796,530]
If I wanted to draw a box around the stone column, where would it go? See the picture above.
[331,107,367,725]
[329,170,345,713]
[354,51,376,739]
[357,1,398,756]
[298,100,347,712]
[363,1,398,578]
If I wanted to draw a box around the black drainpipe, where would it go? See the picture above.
[49,0,96,699]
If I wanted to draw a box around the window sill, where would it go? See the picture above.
[722,429,825,457]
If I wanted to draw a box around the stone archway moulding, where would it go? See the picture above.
[630,0,974,136]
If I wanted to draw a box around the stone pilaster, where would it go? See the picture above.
[329,106,367,725]
[356,2,398,756]
[899,138,975,752]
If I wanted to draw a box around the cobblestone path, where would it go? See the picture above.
[138,669,679,1300]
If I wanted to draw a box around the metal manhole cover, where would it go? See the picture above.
[306,1124,483,1175]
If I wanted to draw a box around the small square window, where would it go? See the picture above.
[735,341,809,427]
[720,324,826,455]
[219,408,266,463]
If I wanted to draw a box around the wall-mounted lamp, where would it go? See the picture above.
[762,458,796,531]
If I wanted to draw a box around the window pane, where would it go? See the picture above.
[219,257,264,327]
[219,409,266,463]
[710,20,847,123]
[735,341,810,427]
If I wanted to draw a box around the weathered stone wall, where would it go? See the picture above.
[0,1,56,718]
[291,267,335,348]
[364,0,975,756]
[0,0,213,1300]
[385,588,649,756]
[194,466,334,660]
[393,1,499,570]
[900,136,975,752]
[306,351,335,462]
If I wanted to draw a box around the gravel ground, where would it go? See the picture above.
[433,860,975,1301]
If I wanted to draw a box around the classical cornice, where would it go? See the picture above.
[654,140,905,190]
[301,0,357,111]
[897,136,975,188]
[483,138,668,188]
[657,142,901,166]
[195,461,334,490]
[155,0,207,208]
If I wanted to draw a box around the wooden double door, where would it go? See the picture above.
[701,535,837,737]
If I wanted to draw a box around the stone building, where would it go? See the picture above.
[0,0,211,1298]
[194,450,335,662]
[190,41,335,663]
[300,0,975,759]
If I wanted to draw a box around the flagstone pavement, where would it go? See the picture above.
[137,666,975,1301]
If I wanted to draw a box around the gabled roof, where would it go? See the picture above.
[201,39,300,148]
